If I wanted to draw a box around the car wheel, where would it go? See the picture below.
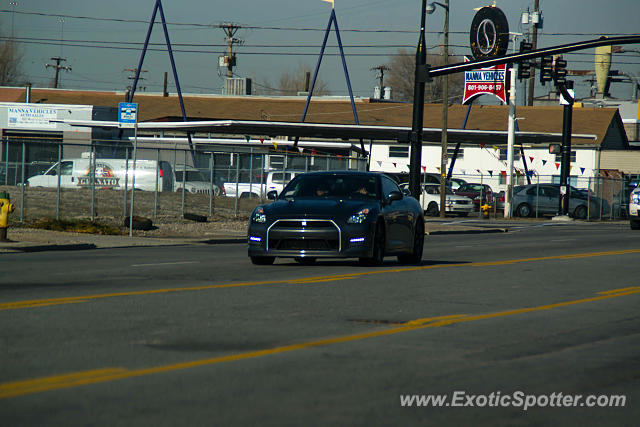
[631,219,640,230]
[573,205,587,220]
[426,202,439,217]
[359,221,385,266]
[516,203,532,218]
[250,256,275,265]
[294,257,316,265]
[398,219,424,265]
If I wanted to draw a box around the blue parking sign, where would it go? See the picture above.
[118,102,138,127]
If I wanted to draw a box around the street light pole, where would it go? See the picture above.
[439,0,449,218]
[409,0,429,200]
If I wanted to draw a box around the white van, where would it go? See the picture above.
[27,156,177,192]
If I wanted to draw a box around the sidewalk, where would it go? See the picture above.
[0,227,246,253]
[0,219,512,253]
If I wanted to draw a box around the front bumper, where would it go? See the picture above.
[248,218,375,259]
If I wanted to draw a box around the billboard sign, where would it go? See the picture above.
[462,57,507,104]
[7,105,57,129]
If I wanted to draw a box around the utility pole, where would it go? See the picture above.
[124,68,147,92]
[219,23,242,78]
[45,57,71,89]
[439,0,449,218]
[370,65,390,98]
[526,0,540,106]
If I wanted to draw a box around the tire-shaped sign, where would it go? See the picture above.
[469,7,510,60]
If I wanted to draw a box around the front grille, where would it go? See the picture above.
[267,219,341,252]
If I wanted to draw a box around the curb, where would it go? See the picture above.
[426,228,509,235]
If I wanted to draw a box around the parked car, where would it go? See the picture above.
[399,183,474,216]
[454,183,494,210]
[247,171,424,266]
[447,177,467,191]
[630,186,640,229]
[512,184,607,219]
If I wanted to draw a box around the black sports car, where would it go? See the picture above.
[247,171,424,265]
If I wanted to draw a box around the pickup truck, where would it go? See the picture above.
[223,170,304,198]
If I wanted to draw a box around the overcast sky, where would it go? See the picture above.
[3,0,639,102]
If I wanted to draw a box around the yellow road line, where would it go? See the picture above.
[2,248,639,312]
[2,286,639,400]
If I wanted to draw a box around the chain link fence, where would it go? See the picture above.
[0,138,368,224]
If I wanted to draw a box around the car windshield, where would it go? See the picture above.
[280,174,379,200]
[423,186,454,195]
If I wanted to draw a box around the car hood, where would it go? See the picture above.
[263,198,376,219]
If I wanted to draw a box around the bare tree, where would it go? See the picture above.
[0,40,23,85]
[386,48,464,103]
[254,63,330,96]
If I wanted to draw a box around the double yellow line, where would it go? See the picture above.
[2,285,640,400]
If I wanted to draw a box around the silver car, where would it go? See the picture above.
[512,184,605,219]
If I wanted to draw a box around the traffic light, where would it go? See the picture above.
[540,55,553,85]
[517,41,533,80]
[553,58,568,85]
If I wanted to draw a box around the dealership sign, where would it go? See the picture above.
[7,105,57,129]
[462,57,507,104]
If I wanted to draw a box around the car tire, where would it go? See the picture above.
[294,257,316,265]
[573,205,587,220]
[516,203,532,218]
[250,256,275,265]
[359,221,385,266]
[631,219,640,230]
[426,202,439,217]
[398,219,424,265]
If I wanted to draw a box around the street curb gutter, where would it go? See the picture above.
[426,228,509,235]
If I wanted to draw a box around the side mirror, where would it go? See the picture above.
[267,190,278,200]
[386,190,403,204]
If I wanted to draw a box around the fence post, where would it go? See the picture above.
[261,154,265,202]
[587,176,591,220]
[20,142,25,221]
[249,147,254,198]
[4,141,8,185]
[234,153,239,217]
[90,143,96,221]
[154,148,159,218]
[209,152,214,217]
[56,144,61,220]
[535,175,540,218]
[181,150,186,217]
[123,147,129,218]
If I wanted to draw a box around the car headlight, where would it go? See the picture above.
[251,207,266,223]
[632,193,640,204]
[347,208,370,224]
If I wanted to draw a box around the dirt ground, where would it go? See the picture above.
[2,185,257,237]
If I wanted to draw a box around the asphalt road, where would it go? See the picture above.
[1,221,639,426]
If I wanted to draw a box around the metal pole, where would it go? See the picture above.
[234,153,239,217]
[90,143,95,221]
[504,63,517,218]
[409,0,428,200]
[20,142,25,221]
[56,144,61,220]
[154,148,159,218]
[181,149,186,217]
[249,147,253,197]
[129,123,137,237]
[209,152,213,217]
[123,147,129,218]
[439,0,449,218]
[559,82,574,216]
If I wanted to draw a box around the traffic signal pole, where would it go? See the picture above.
[558,82,574,216]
